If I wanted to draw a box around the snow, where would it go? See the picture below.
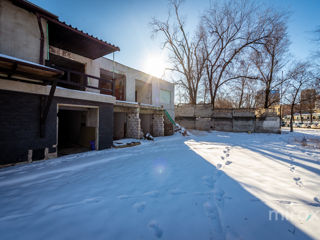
[116,100,139,105]
[0,129,320,239]
[0,53,57,71]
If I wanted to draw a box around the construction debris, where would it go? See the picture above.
[144,133,154,141]
[175,124,189,136]
[113,140,141,148]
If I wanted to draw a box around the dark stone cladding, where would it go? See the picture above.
[0,90,113,165]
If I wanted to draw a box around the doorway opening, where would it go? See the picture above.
[140,114,153,136]
[57,105,98,156]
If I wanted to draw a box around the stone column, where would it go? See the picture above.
[163,112,174,136]
[126,110,141,139]
[153,113,164,137]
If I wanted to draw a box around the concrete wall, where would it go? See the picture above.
[135,80,152,104]
[255,116,281,133]
[159,80,175,120]
[175,104,280,133]
[0,0,48,64]
[98,58,175,117]
[233,117,255,132]
[113,112,126,140]
[140,114,153,135]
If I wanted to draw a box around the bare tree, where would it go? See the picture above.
[215,91,234,109]
[202,0,277,109]
[300,89,317,123]
[230,61,258,108]
[313,27,320,89]
[285,62,311,132]
[150,0,207,104]
[314,26,320,58]
[250,11,290,108]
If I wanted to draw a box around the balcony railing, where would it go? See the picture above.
[47,64,115,95]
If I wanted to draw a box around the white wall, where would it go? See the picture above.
[98,58,175,117]
[0,0,48,64]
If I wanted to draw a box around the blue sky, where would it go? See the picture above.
[30,0,319,78]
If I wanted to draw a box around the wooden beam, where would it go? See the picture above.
[40,79,57,138]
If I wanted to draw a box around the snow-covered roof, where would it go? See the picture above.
[0,53,62,74]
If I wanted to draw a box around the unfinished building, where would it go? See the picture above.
[0,0,175,165]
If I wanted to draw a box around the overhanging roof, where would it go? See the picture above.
[46,17,120,59]
[0,54,63,82]
[10,0,120,60]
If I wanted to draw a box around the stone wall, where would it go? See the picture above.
[126,112,141,139]
[175,104,280,133]
[164,113,174,136]
[153,114,164,137]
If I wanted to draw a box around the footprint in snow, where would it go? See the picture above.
[221,156,225,160]
[293,177,303,187]
[217,164,223,169]
[214,190,226,206]
[290,166,295,172]
[133,202,146,213]
[226,153,230,157]
[278,200,292,205]
[148,220,163,238]
[202,176,216,188]
[203,202,218,220]
[225,161,232,165]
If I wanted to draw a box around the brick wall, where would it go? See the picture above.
[163,113,174,136]
[0,90,114,165]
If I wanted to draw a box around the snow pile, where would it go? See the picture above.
[0,130,319,239]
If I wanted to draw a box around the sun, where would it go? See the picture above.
[143,53,166,78]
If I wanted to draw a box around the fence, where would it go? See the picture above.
[175,104,280,134]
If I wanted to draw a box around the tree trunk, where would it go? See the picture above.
[299,110,303,123]
[211,87,218,110]
[264,88,270,109]
[290,103,294,132]
[238,86,244,108]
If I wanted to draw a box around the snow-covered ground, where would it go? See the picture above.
[0,129,319,240]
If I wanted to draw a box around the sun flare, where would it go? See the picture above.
[143,54,166,78]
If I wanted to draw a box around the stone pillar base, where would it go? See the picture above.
[126,112,141,139]
[153,114,164,137]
